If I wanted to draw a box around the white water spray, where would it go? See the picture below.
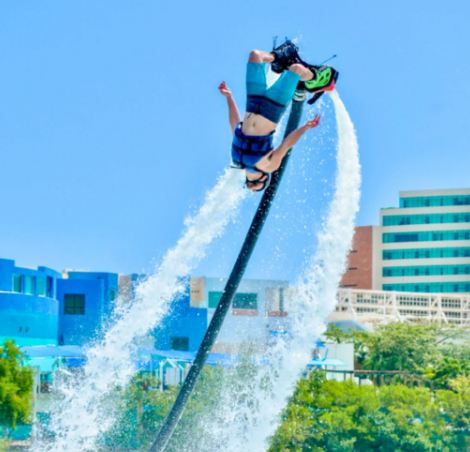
[42,168,247,451]
[205,91,360,451]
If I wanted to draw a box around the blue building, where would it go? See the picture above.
[0,258,120,347]
[153,283,207,352]
[57,271,119,345]
[0,258,60,346]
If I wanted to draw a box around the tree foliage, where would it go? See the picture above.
[103,373,176,449]
[355,322,440,373]
[351,322,470,387]
[103,324,470,450]
[270,371,470,451]
[103,365,226,450]
[0,341,33,433]
[270,322,470,451]
[324,323,354,344]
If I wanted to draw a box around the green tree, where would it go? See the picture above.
[104,365,226,450]
[0,341,33,437]
[324,323,353,344]
[270,371,468,452]
[356,322,440,373]
[436,375,470,450]
[426,356,470,389]
[103,373,176,449]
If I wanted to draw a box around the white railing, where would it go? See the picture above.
[333,288,470,326]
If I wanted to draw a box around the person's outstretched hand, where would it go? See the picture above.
[218,81,232,98]
[303,114,321,130]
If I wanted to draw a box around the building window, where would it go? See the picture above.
[24,275,35,295]
[383,247,470,260]
[382,264,470,277]
[171,336,189,351]
[46,276,54,298]
[383,282,470,293]
[233,293,258,310]
[399,195,470,208]
[37,277,46,296]
[383,230,470,243]
[64,294,85,315]
[109,289,116,301]
[209,291,259,311]
[208,291,223,308]
[12,274,23,293]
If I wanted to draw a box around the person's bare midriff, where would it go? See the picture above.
[241,112,277,136]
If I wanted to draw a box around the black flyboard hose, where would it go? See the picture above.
[150,90,307,452]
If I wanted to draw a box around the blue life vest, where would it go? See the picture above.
[231,123,274,173]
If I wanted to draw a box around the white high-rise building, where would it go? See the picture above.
[373,188,470,294]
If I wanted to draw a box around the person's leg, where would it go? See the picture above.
[248,49,274,63]
[246,50,271,98]
[288,63,314,82]
[265,63,313,106]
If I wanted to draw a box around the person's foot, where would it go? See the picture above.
[297,64,339,93]
[271,39,300,73]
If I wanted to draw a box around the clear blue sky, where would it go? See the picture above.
[1,1,469,278]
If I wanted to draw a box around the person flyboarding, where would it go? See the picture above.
[219,39,338,191]
[150,40,340,452]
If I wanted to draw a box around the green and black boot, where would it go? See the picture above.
[297,63,339,104]
[298,63,338,92]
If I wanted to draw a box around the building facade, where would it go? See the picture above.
[0,259,60,346]
[0,258,119,347]
[153,279,207,352]
[189,276,291,353]
[342,189,470,295]
[340,226,376,289]
[57,271,119,345]
[379,188,470,293]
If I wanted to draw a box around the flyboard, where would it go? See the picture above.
[150,57,338,450]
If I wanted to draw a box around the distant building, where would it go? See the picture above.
[340,226,377,289]
[342,188,470,295]
[0,258,60,346]
[153,278,207,352]
[189,276,291,353]
[57,271,119,345]
[152,276,293,354]
[0,257,120,347]
[379,188,470,293]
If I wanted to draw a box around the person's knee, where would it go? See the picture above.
[288,63,304,75]
[249,50,263,62]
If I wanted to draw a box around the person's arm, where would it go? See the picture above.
[218,81,241,133]
[257,115,321,173]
